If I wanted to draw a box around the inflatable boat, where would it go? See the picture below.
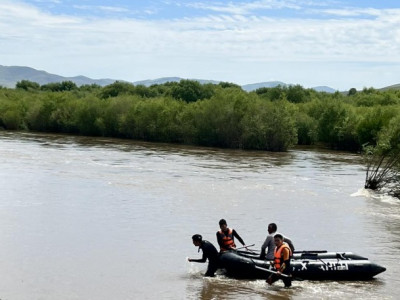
[219,250,386,280]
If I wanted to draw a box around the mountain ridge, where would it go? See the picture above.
[1,65,397,93]
[0,65,115,88]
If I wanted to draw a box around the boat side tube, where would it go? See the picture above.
[220,251,386,280]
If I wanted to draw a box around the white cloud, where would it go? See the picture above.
[144,9,158,15]
[186,0,301,15]
[34,0,61,3]
[1,1,399,89]
[183,0,341,15]
[319,8,389,17]
[99,6,129,13]
[73,5,129,14]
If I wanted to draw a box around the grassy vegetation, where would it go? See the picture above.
[1,80,400,153]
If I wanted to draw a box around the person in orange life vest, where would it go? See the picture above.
[216,219,246,252]
[266,234,292,288]
[188,234,219,277]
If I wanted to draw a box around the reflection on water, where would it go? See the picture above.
[0,131,399,300]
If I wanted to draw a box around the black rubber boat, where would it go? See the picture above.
[219,250,386,280]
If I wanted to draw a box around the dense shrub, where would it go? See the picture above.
[1,81,400,152]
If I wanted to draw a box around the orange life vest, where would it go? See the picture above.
[219,228,236,250]
[273,243,292,270]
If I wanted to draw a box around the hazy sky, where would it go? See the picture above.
[1,0,399,90]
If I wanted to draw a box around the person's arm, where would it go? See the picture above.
[232,229,245,246]
[260,236,270,259]
[277,248,291,273]
[188,250,207,263]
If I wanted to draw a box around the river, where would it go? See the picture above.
[0,131,399,299]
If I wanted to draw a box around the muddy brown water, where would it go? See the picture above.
[0,131,399,299]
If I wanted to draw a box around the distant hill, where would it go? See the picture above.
[133,77,220,86]
[0,66,220,88]
[0,65,115,88]
[8,65,397,94]
[241,82,338,93]
[312,86,337,93]
[241,81,287,91]
[379,83,400,91]
[132,77,182,86]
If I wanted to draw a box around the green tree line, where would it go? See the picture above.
[1,80,400,152]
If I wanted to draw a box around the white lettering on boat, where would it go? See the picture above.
[319,262,349,271]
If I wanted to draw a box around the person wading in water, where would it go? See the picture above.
[266,234,292,288]
[188,234,219,277]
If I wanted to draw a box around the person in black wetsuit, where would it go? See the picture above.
[188,234,219,277]
[216,219,246,252]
